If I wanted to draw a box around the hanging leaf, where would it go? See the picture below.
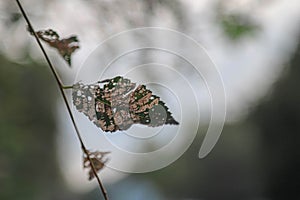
[83,150,110,180]
[29,28,79,66]
[72,76,179,132]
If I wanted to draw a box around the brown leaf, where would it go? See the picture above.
[72,76,179,132]
[83,150,110,180]
[29,28,79,66]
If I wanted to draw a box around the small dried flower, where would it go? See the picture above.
[83,150,110,180]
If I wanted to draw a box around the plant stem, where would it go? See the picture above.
[15,1,109,199]
[62,85,74,89]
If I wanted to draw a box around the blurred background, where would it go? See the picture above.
[1,0,300,199]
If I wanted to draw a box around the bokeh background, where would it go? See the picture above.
[1,0,300,199]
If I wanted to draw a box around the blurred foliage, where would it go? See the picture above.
[215,1,260,41]
[7,13,22,25]
[0,56,74,200]
[220,14,259,40]
[87,0,186,28]
[149,36,300,199]
[253,38,300,199]
[107,36,300,200]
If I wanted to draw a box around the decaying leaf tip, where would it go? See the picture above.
[83,150,110,180]
[28,27,79,66]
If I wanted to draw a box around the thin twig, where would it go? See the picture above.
[15,1,109,199]
[62,85,74,89]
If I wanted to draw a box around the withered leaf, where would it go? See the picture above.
[72,76,179,132]
[29,28,79,66]
[83,150,110,181]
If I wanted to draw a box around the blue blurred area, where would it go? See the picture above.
[108,178,164,200]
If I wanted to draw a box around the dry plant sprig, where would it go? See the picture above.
[28,28,79,66]
[15,0,109,199]
[84,150,110,180]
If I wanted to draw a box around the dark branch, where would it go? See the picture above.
[15,0,109,199]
